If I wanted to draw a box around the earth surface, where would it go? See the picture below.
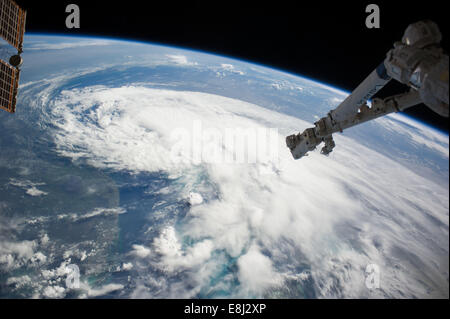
[0,35,448,298]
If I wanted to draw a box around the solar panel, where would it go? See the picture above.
[0,58,19,113]
[0,0,27,52]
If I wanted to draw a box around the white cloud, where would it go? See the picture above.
[151,226,213,273]
[166,54,197,66]
[314,82,349,97]
[37,258,124,298]
[0,254,15,270]
[54,207,125,223]
[122,262,133,271]
[270,80,305,91]
[217,63,244,76]
[40,234,50,246]
[77,207,126,220]
[31,252,47,265]
[330,97,344,104]
[42,285,66,298]
[0,240,37,271]
[271,82,282,90]
[221,63,234,70]
[188,192,203,205]
[130,244,151,259]
[87,283,124,297]
[26,187,48,197]
[376,113,449,157]
[28,40,115,51]
[9,179,48,197]
[63,248,88,261]
[6,275,31,289]
[237,245,283,295]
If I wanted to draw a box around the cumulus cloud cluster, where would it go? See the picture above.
[0,199,126,298]
[0,240,41,271]
[43,86,448,298]
[57,207,126,222]
[9,178,48,197]
[1,240,126,298]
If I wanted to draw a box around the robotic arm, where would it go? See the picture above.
[286,20,449,160]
